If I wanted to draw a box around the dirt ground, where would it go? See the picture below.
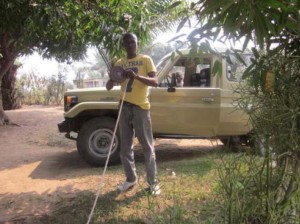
[0,105,221,223]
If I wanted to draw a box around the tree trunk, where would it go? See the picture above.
[2,64,21,110]
[0,60,16,125]
[0,33,18,125]
[0,80,11,125]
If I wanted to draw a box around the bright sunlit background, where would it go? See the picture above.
[17,21,250,84]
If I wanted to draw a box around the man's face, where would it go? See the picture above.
[123,35,137,56]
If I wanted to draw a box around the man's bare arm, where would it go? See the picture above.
[125,70,158,87]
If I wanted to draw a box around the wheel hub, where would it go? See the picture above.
[88,129,117,157]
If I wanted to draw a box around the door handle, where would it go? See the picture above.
[202,97,214,102]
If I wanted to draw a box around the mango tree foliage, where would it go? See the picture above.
[185,0,300,51]
[0,0,186,124]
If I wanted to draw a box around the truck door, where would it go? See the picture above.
[150,87,220,137]
[150,55,221,137]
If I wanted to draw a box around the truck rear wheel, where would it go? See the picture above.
[220,136,243,152]
[77,117,120,166]
[249,134,274,157]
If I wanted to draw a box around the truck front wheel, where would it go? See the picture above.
[77,117,120,166]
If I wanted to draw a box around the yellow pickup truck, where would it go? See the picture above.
[58,50,252,166]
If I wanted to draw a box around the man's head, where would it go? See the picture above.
[123,33,138,58]
[175,72,183,81]
[175,72,184,87]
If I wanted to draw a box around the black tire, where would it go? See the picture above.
[249,134,269,157]
[220,136,242,152]
[77,117,120,166]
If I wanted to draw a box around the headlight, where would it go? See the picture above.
[65,96,78,111]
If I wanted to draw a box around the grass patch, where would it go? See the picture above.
[23,151,299,223]
[27,154,223,223]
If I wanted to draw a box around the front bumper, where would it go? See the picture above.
[57,119,71,133]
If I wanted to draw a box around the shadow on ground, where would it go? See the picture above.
[29,140,222,180]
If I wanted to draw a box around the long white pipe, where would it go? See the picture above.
[86,81,128,224]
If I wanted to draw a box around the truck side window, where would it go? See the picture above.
[191,68,210,87]
[226,54,252,81]
[191,61,211,87]
[160,66,185,88]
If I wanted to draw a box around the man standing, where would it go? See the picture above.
[106,33,160,195]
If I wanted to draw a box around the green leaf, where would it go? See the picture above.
[177,16,188,32]
[167,34,186,43]
[212,59,222,77]
[242,35,251,51]
[242,63,255,79]
[226,54,233,65]
[232,50,247,66]
[168,1,182,10]
[251,47,260,59]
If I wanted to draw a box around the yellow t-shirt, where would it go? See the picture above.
[116,54,156,110]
